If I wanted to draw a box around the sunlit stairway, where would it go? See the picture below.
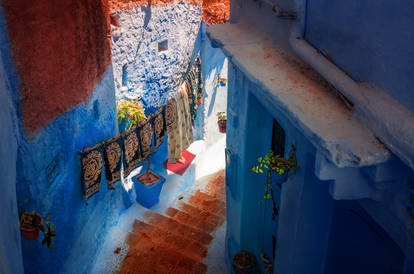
[119,170,226,274]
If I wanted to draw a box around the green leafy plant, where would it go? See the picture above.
[117,99,146,129]
[20,211,56,249]
[217,111,226,121]
[251,146,299,200]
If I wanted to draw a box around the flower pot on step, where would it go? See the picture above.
[233,251,256,274]
[133,170,166,208]
[218,120,227,133]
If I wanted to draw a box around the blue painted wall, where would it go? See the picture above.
[13,67,132,274]
[324,201,404,274]
[224,61,409,273]
[305,0,414,113]
[0,23,24,274]
[0,1,137,272]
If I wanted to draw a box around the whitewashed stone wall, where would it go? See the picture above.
[111,2,202,107]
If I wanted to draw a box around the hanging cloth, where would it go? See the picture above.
[103,135,123,189]
[194,55,203,106]
[79,143,104,204]
[151,108,165,153]
[166,84,194,164]
[122,126,141,177]
[185,54,203,122]
[165,98,178,135]
[137,120,153,160]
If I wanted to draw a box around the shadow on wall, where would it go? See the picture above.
[198,23,227,144]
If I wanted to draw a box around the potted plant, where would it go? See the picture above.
[20,211,43,241]
[132,158,166,209]
[19,211,57,249]
[117,99,146,132]
[251,146,299,200]
[233,251,256,273]
[217,111,227,133]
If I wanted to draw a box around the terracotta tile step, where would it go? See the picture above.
[188,192,226,217]
[130,220,208,260]
[177,201,225,227]
[192,190,219,201]
[120,233,206,274]
[144,211,213,245]
[165,207,217,234]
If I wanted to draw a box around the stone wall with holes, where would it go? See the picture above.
[111,1,202,107]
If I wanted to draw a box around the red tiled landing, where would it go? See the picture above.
[119,169,226,273]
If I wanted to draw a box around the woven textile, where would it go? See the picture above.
[137,120,153,160]
[79,144,103,204]
[165,98,178,135]
[186,54,203,121]
[167,85,194,164]
[151,108,165,153]
[103,135,123,189]
[122,126,141,177]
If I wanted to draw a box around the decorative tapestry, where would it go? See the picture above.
[138,120,153,160]
[122,126,141,178]
[151,108,165,153]
[79,144,103,204]
[103,135,123,189]
[165,98,177,135]
[186,54,203,122]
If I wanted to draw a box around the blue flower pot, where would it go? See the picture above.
[132,170,166,208]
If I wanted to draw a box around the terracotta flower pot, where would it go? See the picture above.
[20,213,43,241]
[233,251,255,274]
[218,119,227,133]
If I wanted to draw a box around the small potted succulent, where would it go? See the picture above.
[217,111,227,133]
[19,211,57,249]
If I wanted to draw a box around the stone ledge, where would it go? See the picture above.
[207,22,390,168]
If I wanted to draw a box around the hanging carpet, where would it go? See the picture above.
[137,120,153,160]
[103,135,123,189]
[122,126,142,178]
[186,54,203,122]
[79,143,104,204]
[151,108,165,153]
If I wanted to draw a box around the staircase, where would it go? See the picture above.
[119,170,226,273]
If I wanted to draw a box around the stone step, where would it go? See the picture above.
[165,207,217,234]
[130,220,208,261]
[177,201,225,227]
[120,232,207,274]
[204,173,226,199]
[188,190,226,217]
[144,211,213,245]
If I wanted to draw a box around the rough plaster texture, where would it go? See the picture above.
[2,0,112,136]
[111,1,202,107]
